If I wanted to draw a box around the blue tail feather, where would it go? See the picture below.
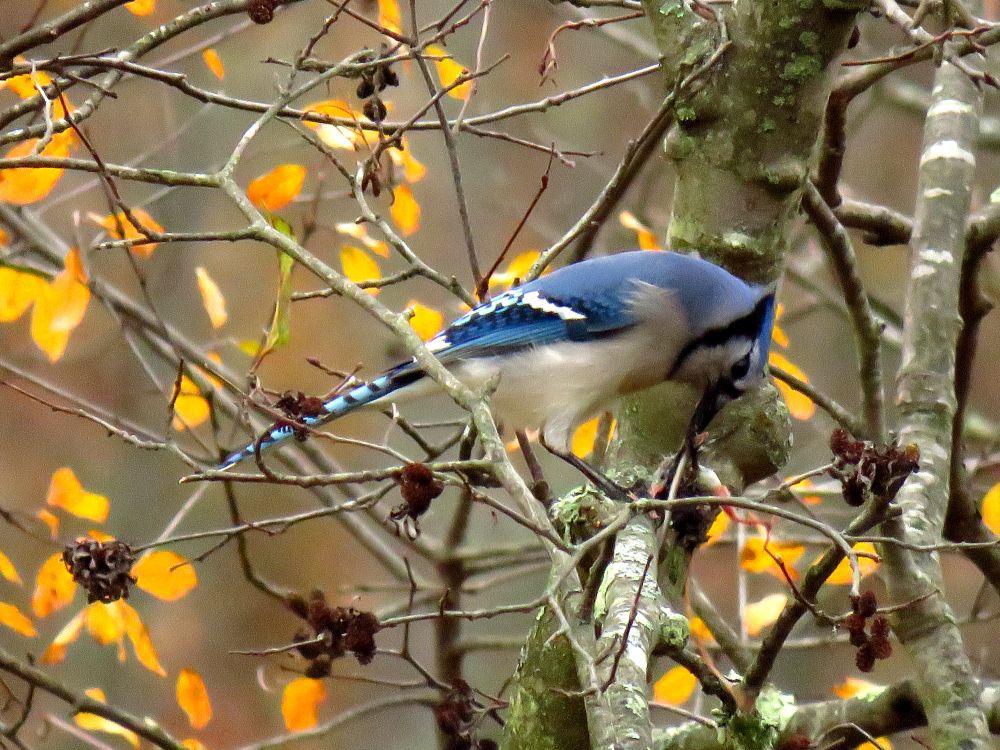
[217,367,420,469]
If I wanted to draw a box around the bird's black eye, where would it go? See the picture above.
[731,352,751,381]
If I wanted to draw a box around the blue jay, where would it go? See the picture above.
[219,251,776,469]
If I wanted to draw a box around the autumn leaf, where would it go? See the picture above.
[832,677,884,700]
[859,739,893,750]
[195,267,228,328]
[789,476,822,506]
[247,164,306,212]
[743,593,787,637]
[407,301,443,341]
[982,482,1000,535]
[46,467,109,522]
[32,552,76,617]
[76,688,140,748]
[0,548,21,584]
[4,60,53,99]
[571,416,616,459]
[37,509,60,539]
[687,617,716,645]
[282,678,326,731]
[95,208,164,257]
[619,211,660,251]
[652,666,697,706]
[739,535,805,581]
[425,45,472,100]
[0,135,73,205]
[0,602,36,637]
[303,100,367,150]
[0,268,45,322]
[703,510,729,546]
[124,0,156,15]
[340,246,381,293]
[172,376,211,431]
[30,249,91,362]
[377,0,402,32]
[824,542,880,586]
[177,668,213,729]
[86,600,127,646]
[771,303,790,348]
[132,550,197,601]
[388,141,427,183]
[45,601,166,675]
[335,221,389,258]
[769,351,815,420]
[390,183,420,235]
[488,250,543,288]
[202,48,225,80]
[182,740,208,750]
[121,600,166,675]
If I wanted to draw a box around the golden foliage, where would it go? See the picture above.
[406,301,444,341]
[340,246,381,293]
[823,542,880,586]
[390,183,420,235]
[425,45,472,100]
[281,677,326,731]
[32,552,76,618]
[618,211,660,251]
[195,267,228,328]
[96,208,164,257]
[743,593,787,637]
[132,550,198,601]
[0,602,37,637]
[0,135,74,205]
[247,164,307,212]
[46,467,109,522]
[652,666,697,706]
[177,668,213,729]
[739,535,805,581]
[76,688,140,748]
[202,48,225,80]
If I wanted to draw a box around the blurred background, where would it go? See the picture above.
[0,2,998,748]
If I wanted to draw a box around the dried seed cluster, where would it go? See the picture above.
[433,680,497,750]
[62,538,136,604]
[390,463,444,525]
[828,428,919,507]
[354,46,399,125]
[844,590,892,672]
[287,590,381,674]
[247,0,276,24]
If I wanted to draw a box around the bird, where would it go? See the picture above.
[218,250,776,470]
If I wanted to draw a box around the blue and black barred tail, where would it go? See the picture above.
[217,364,423,470]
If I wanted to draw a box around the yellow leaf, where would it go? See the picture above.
[489,250,543,288]
[769,351,815,420]
[0,136,73,205]
[743,593,787,637]
[390,183,420,235]
[687,616,716,645]
[303,100,367,150]
[0,268,46,322]
[133,550,197,601]
[36,509,60,539]
[703,510,729,546]
[0,227,8,245]
[95,208,164,257]
[86,529,117,543]
[41,609,85,664]
[790,476,822,506]
[202,48,225,80]
[832,676,884,700]
[858,739,892,750]
[388,141,427,183]
[0,548,21,584]
[425,45,472,100]
[739,535,805,581]
[281,677,326,732]
[124,0,156,15]
[172,376,211,431]
[4,61,53,99]
[195,267,228,329]
[76,688,140,748]
[824,542,880,586]
[652,666,697,706]
[120,600,166,675]
[32,552,76,618]
[407,301,443,341]
[771,304,789,348]
[340,246,381,293]
[981,482,1000,535]
[183,741,208,750]
[247,164,306,212]
[85,601,127,646]
[30,253,90,362]
[46,467,109,522]
[0,602,37,637]
[377,0,402,32]
[618,211,660,251]
[177,668,213,729]
[334,221,389,258]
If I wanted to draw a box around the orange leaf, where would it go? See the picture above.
[172,376,211,431]
[388,141,426,183]
[0,602,37,637]
[0,227,8,245]
[377,0,402,33]
[195,267,228,328]
[652,666,697,706]
[771,304,790,348]
[32,552,76,618]
[859,739,892,750]
[769,351,815,420]
[30,251,90,362]
[36,509,60,539]
[703,510,729,546]
[41,609,85,664]
[425,45,472,100]
[303,100,367,150]
[390,183,420,235]
[335,221,390,258]
[406,301,443,341]
[247,164,306,212]
[340,246,381,293]
[202,48,225,80]
[177,668,213,729]
[120,600,166,675]
[824,542,880,586]
[4,60,53,99]
[125,0,156,15]
[571,416,615,459]
[281,677,326,732]
[182,741,208,750]
[619,211,660,251]
[76,688,140,748]
[739,535,805,581]
[95,208,164,257]
[488,250,543,288]
[687,616,716,645]
[85,601,127,646]
[46,467,109,522]
[832,676,883,700]
[0,548,21,584]
[789,476,822,506]
[132,550,197,601]
[0,136,72,205]
[743,593,787,637]
[982,482,1000,535]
